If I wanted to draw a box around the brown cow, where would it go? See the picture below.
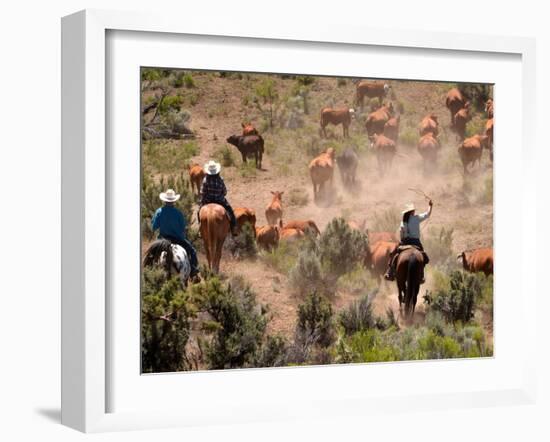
[241,122,258,136]
[367,230,398,245]
[365,103,394,138]
[445,88,467,125]
[485,99,494,118]
[309,148,336,199]
[283,219,321,236]
[234,207,256,236]
[458,134,490,174]
[418,114,439,137]
[383,115,400,142]
[417,133,441,174]
[453,104,471,141]
[226,134,264,169]
[265,191,284,226]
[485,118,494,162]
[320,107,355,138]
[188,163,205,196]
[199,204,230,273]
[255,225,279,251]
[458,248,493,276]
[355,80,390,108]
[371,133,396,176]
[364,240,398,283]
[279,227,306,243]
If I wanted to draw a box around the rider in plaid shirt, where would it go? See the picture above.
[199,160,238,235]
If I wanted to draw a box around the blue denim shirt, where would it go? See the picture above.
[151,205,187,242]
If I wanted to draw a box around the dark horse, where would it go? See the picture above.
[395,247,425,317]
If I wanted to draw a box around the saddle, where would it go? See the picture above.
[396,244,422,253]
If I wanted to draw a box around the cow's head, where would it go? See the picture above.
[226,134,240,146]
[384,83,390,94]
[478,134,490,149]
[271,190,284,201]
[348,108,356,119]
[325,147,336,159]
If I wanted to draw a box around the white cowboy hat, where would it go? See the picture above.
[204,160,221,175]
[159,189,180,203]
[402,203,415,214]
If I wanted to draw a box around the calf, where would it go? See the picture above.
[458,248,493,276]
[366,230,398,245]
[241,122,258,136]
[234,207,257,237]
[255,225,280,251]
[445,88,467,124]
[279,227,305,243]
[417,133,441,174]
[309,148,336,199]
[418,114,439,137]
[283,219,321,236]
[320,107,355,138]
[188,163,205,196]
[265,191,284,226]
[365,103,394,138]
[336,147,359,186]
[453,104,471,141]
[383,115,400,142]
[364,240,398,283]
[371,133,396,176]
[458,134,490,174]
[226,134,264,169]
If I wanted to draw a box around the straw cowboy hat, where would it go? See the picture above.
[402,203,415,214]
[204,160,221,175]
[159,189,180,203]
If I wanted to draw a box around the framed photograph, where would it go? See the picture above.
[61,9,537,433]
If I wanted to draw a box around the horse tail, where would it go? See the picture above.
[143,239,174,276]
[405,252,421,316]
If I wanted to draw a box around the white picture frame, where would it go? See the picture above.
[61,9,537,433]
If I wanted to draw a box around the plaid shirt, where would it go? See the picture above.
[200,174,227,204]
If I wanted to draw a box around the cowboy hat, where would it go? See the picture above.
[159,189,180,203]
[204,160,221,175]
[402,203,415,214]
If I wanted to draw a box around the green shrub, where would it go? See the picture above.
[295,292,335,349]
[239,161,257,178]
[336,266,377,297]
[183,73,195,88]
[318,217,368,279]
[191,276,267,369]
[399,127,418,146]
[478,175,493,205]
[288,187,309,207]
[254,335,289,367]
[424,270,482,323]
[260,240,298,275]
[171,71,186,88]
[289,249,324,296]
[337,78,347,87]
[215,145,237,167]
[228,223,257,259]
[158,95,184,114]
[142,139,199,175]
[465,117,486,138]
[141,267,193,373]
[338,295,377,336]
[296,75,315,86]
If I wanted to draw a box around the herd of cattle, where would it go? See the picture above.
[184,80,494,285]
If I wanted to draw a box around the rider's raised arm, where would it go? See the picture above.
[418,203,432,222]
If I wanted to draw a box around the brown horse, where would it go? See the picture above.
[395,247,425,317]
[199,204,230,273]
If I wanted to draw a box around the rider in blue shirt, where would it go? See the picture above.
[151,188,199,278]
